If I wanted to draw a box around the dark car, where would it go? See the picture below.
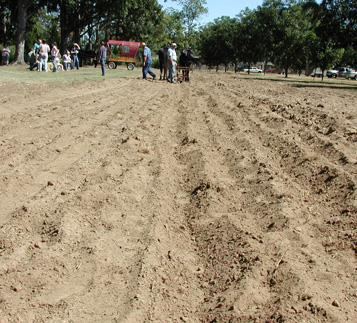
[235,64,249,72]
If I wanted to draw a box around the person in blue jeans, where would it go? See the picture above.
[70,43,80,69]
[99,41,107,76]
[51,42,59,72]
[141,42,156,80]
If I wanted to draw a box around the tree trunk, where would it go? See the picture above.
[73,12,81,44]
[14,0,29,64]
[88,25,92,50]
[2,11,7,42]
[60,0,69,53]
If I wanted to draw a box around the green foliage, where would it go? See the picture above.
[272,1,309,76]
[151,58,160,69]
[341,46,357,68]
[26,8,60,52]
[4,0,357,72]
[162,0,208,50]
[198,16,238,69]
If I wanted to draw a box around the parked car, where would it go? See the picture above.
[336,67,354,78]
[345,69,357,80]
[266,69,284,74]
[326,69,338,78]
[235,64,249,72]
[244,67,263,73]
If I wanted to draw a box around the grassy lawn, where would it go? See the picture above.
[1,64,356,91]
[219,69,357,91]
[0,64,143,85]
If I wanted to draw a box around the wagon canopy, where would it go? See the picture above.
[106,40,140,58]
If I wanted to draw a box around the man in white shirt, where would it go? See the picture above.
[38,39,50,72]
[167,43,177,83]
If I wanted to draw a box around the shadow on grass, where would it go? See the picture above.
[233,73,357,91]
[291,83,357,90]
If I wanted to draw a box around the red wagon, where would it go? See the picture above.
[106,40,140,70]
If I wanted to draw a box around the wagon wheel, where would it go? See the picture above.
[127,63,135,70]
[108,61,117,69]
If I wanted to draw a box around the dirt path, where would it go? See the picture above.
[0,73,356,322]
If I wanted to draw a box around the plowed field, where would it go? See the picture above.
[0,69,356,322]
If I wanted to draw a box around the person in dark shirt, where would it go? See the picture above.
[99,41,107,76]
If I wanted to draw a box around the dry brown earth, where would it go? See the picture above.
[0,70,356,322]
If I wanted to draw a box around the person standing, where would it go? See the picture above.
[167,42,177,83]
[33,39,42,70]
[38,39,50,72]
[33,39,41,54]
[1,44,10,66]
[51,42,59,72]
[99,41,107,76]
[141,42,156,80]
[70,43,80,70]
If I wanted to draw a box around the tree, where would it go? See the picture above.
[237,8,264,72]
[160,8,186,47]
[13,0,43,64]
[303,0,347,79]
[198,17,237,71]
[254,1,282,72]
[272,1,309,77]
[0,0,16,44]
[164,0,208,48]
[340,46,357,67]
[179,0,208,46]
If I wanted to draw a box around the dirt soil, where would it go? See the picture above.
[0,72,356,323]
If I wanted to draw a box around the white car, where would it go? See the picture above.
[244,67,263,73]
[345,70,357,80]
[326,69,338,78]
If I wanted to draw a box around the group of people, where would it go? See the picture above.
[29,39,81,72]
[141,42,177,83]
[1,38,178,79]
[3,38,177,80]
[28,38,108,76]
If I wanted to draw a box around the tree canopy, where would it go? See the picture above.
[1,0,356,73]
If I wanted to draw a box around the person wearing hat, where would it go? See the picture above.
[167,43,177,83]
[141,42,156,80]
[70,43,80,70]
